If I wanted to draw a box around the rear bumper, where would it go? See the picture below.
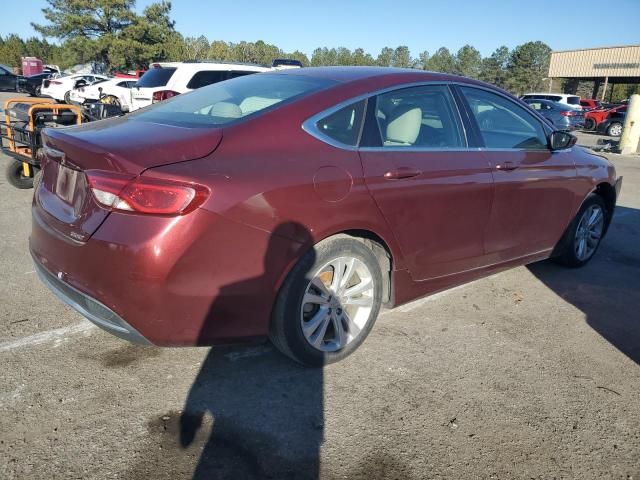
[33,255,151,344]
[30,202,300,346]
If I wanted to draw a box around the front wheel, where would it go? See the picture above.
[270,236,383,366]
[63,90,71,104]
[554,194,607,267]
[6,160,34,189]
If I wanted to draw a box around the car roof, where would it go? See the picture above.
[151,61,270,72]
[265,66,471,84]
[524,92,579,98]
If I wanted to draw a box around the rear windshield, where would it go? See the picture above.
[567,96,580,105]
[136,67,177,88]
[130,74,335,127]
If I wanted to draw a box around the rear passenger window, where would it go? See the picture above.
[374,85,464,148]
[186,71,229,89]
[315,100,366,146]
[460,86,548,150]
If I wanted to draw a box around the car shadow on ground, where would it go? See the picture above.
[129,222,324,480]
[528,206,640,365]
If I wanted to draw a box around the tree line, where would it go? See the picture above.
[0,0,633,100]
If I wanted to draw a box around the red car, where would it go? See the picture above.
[584,104,627,130]
[31,68,622,366]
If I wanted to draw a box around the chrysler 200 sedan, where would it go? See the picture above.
[31,67,622,366]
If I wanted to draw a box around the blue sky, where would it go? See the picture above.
[4,0,640,57]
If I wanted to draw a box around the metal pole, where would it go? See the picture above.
[618,94,640,154]
[549,78,553,91]
[601,76,608,101]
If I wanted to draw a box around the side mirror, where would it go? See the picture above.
[549,131,577,150]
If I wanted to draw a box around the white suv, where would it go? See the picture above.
[129,62,272,111]
[521,93,582,110]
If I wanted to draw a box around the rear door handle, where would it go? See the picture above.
[383,167,422,180]
[495,161,518,171]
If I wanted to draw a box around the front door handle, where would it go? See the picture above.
[495,161,518,171]
[384,167,422,180]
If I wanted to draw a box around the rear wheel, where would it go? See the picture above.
[584,117,596,130]
[554,194,607,267]
[270,236,383,366]
[607,122,623,137]
[5,160,34,189]
[63,90,71,104]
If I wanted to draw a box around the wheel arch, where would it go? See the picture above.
[273,227,399,307]
[593,181,617,232]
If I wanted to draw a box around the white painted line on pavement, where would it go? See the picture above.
[0,321,97,353]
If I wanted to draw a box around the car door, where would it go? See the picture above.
[359,84,495,281]
[457,85,578,263]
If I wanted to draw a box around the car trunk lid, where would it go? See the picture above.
[35,118,222,242]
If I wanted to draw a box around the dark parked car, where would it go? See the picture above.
[597,111,626,137]
[17,72,53,97]
[523,98,585,131]
[0,64,19,91]
[31,67,622,366]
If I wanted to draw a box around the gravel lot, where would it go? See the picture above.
[1,91,639,479]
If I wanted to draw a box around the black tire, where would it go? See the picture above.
[5,160,34,189]
[584,117,596,131]
[64,90,71,104]
[606,122,623,137]
[553,194,608,268]
[34,86,42,97]
[270,236,383,367]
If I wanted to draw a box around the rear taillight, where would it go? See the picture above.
[560,111,576,117]
[86,170,209,215]
[152,90,179,103]
[50,80,63,85]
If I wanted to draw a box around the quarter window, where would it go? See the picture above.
[315,100,366,146]
[460,87,548,150]
[374,85,464,148]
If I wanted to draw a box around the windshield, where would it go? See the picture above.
[130,73,335,127]
[136,67,177,88]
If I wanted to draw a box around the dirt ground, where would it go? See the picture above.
[1,91,638,479]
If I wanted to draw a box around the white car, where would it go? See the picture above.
[520,93,583,110]
[41,73,109,103]
[129,62,272,111]
[69,77,137,111]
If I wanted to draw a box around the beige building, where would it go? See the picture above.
[548,45,640,100]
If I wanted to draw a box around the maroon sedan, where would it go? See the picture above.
[31,67,622,366]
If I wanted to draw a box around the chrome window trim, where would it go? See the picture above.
[302,94,371,151]
[301,79,557,153]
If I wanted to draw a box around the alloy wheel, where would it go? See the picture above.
[574,204,604,261]
[609,123,623,137]
[300,256,375,352]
